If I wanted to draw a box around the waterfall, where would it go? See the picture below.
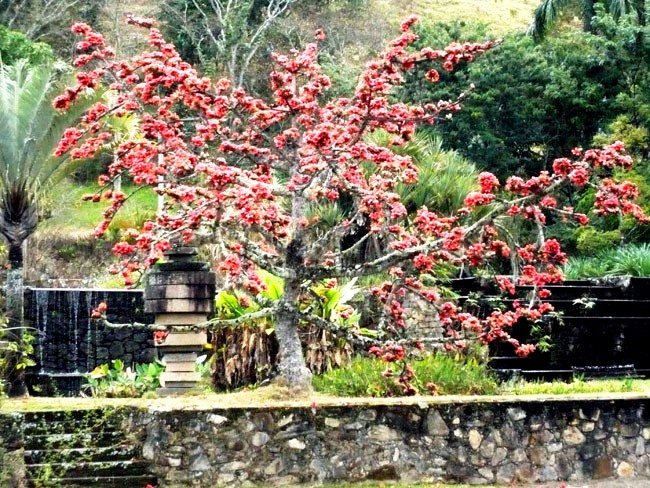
[34,289,49,372]
[26,287,152,394]
[86,291,94,371]
[71,289,81,372]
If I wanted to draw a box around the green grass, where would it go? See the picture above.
[377,0,538,35]
[504,376,650,395]
[563,243,650,279]
[40,179,157,236]
[313,353,499,397]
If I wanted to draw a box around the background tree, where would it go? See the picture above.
[158,0,297,88]
[529,0,639,38]
[0,25,54,65]
[0,60,94,396]
[0,0,106,56]
[400,21,626,179]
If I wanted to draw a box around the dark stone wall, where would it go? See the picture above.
[24,288,156,374]
[124,396,650,486]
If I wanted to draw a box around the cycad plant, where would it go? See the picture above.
[0,60,96,396]
[366,129,479,216]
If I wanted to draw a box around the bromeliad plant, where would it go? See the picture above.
[55,15,648,393]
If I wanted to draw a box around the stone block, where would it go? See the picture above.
[162,352,198,363]
[145,270,216,287]
[146,298,214,314]
[159,332,207,347]
[157,387,200,396]
[160,381,202,389]
[164,361,198,372]
[146,284,215,300]
[155,313,209,326]
[160,371,201,386]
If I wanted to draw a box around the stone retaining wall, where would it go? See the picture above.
[126,396,650,487]
[0,413,25,487]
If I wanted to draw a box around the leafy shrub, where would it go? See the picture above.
[575,227,621,254]
[82,359,164,398]
[0,316,36,396]
[313,353,498,397]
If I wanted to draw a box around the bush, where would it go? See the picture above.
[564,243,650,278]
[575,227,621,254]
[82,359,164,398]
[313,352,498,397]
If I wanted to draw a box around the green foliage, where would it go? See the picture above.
[503,375,646,395]
[82,359,164,398]
[400,21,626,179]
[564,243,650,278]
[593,115,650,160]
[367,130,479,215]
[313,353,498,397]
[575,226,621,254]
[40,181,158,236]
[0,316,36,395]
[0,25,53,65]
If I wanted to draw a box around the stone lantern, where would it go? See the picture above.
[144,247,216,395]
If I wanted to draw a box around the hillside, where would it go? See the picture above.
[376,0,538,33]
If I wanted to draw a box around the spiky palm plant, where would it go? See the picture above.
[0,60,96,396]
[529,0,641,39]
[365,129,479,216]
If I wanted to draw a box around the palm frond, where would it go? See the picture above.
[0,60,99,202]
[528,0,572,39]
[608,0,633,19]
[367,129,479,216]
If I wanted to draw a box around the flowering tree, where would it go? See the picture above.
[55,15,648,392]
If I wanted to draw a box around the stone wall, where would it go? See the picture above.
[126,395,650,487]
[0,413,25,488]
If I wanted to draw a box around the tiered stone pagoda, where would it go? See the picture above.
[144,247,216,395]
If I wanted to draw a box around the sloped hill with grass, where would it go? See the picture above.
[377,0,538,34]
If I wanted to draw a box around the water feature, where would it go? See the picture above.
[24,287,156,393]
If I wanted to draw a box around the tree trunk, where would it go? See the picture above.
[5,240,28,397]
[583,0,595,32]
[274,278,312,392]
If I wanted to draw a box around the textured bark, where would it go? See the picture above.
[275,278,312,392]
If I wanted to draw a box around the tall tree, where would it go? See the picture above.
[0,0,106,55]
[58,17,648,392]
[158,0,297,87]
[0,61,94,396]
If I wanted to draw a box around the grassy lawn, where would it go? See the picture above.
[41,179,157,237]
[377,0,538,34]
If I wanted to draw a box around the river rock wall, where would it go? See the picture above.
[126,396,650,487]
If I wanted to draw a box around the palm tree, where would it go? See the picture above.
[529,0,639,39]
[0,60,95,396]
